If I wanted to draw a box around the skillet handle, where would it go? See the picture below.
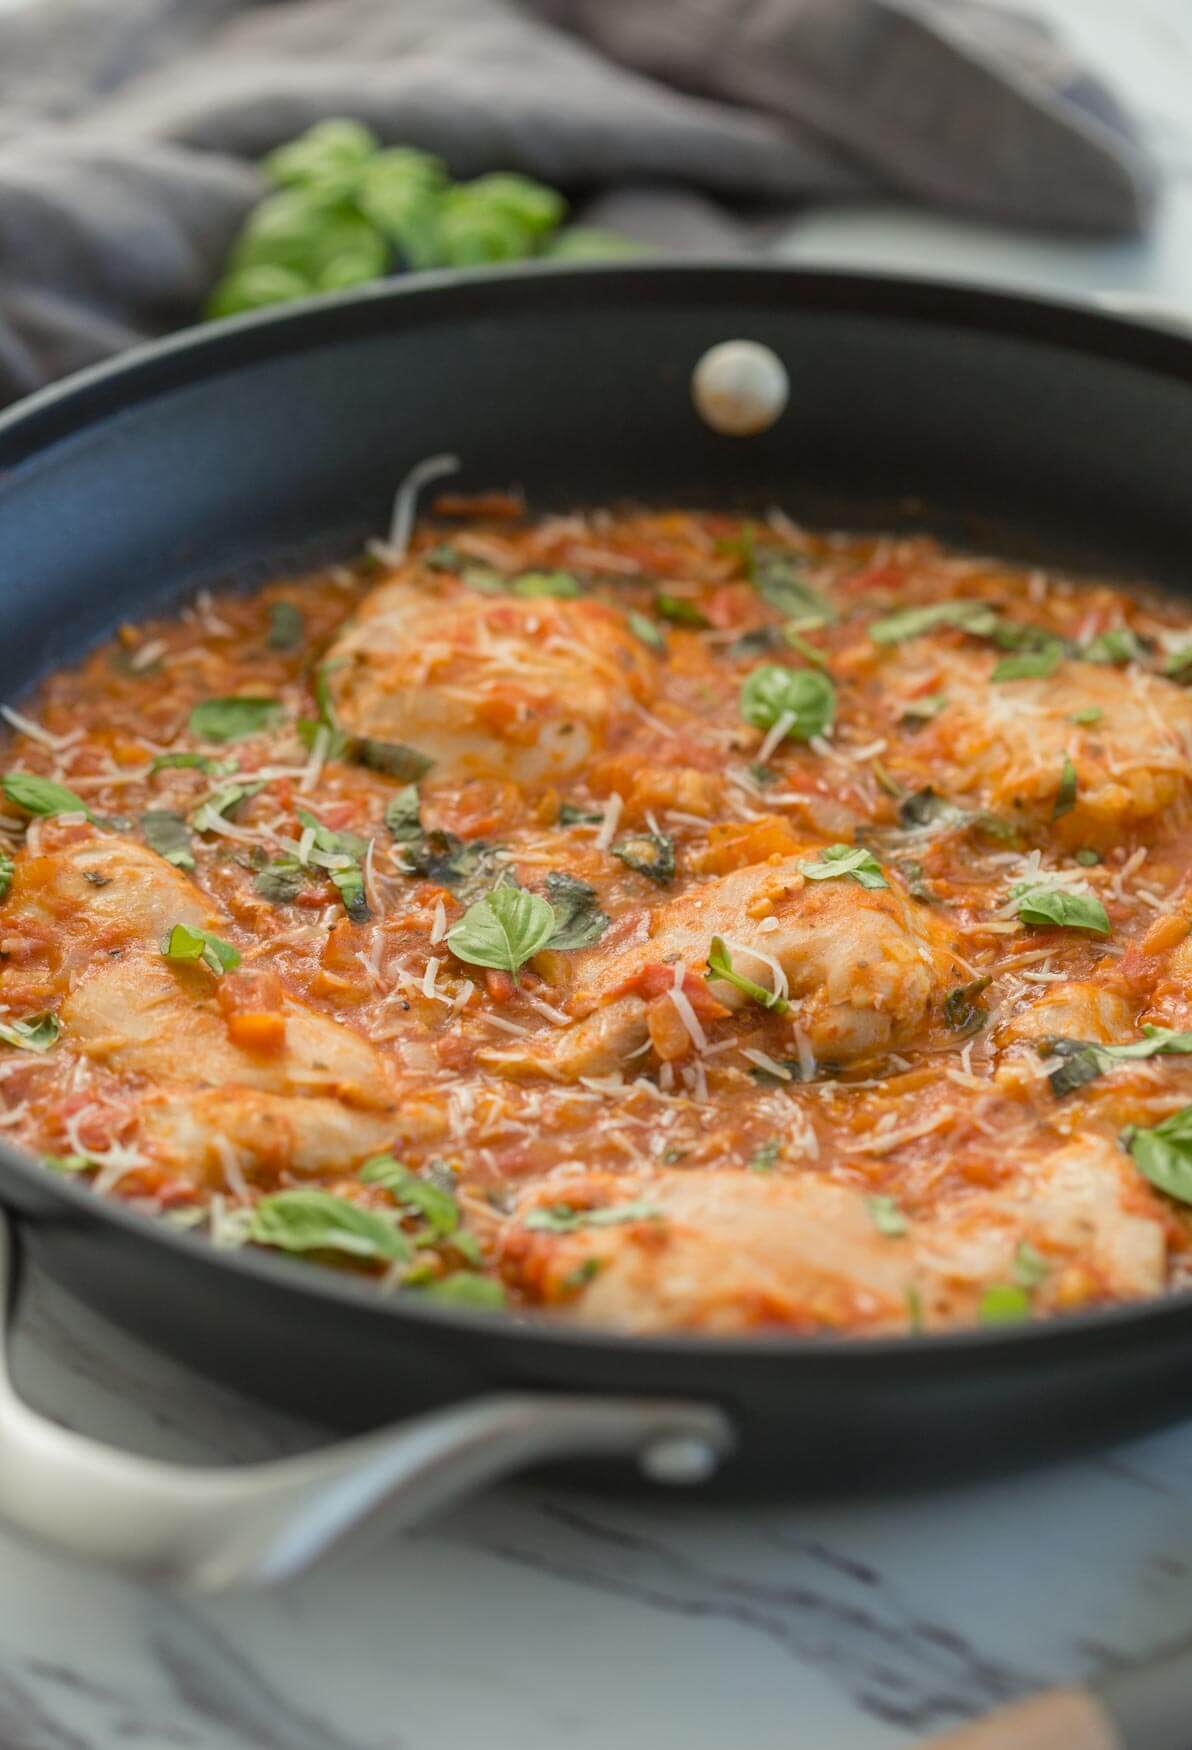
[0,1212,733,1590]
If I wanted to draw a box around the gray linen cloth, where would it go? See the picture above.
[0,0,1157,407]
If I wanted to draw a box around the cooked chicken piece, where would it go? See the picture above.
[142,1088,399,1184]
[486,853,959,1080]
[6,836,220,974]
[895,654,1192,848]
[324,577,657,783]
[62,953,394,1107]
[499,1138,1164,1333]
[998,980,1135,1048]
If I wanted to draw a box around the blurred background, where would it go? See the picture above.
[0,0,1189,409]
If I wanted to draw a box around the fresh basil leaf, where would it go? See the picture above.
[417,1271,505,1308]
[250,1189,411,1263]
[360,1154,460,1240]
[869,601,996,645]
[296,808,368,861]
[149,752,236,777]
[330,865,369,922]
[655,593,709,628]
[525,1200,663,1233]
[558,802,604,826]
[751,548,835,622]
[1070,706,1103,727]
[0,846,12,902]
[190,781,263,834]
[160,922,241,977]
[254,857,308,904]
[993,647,1061,682]
[628,610,665,651]
[543,871,609,950]
[706,934,789,1013]
[988,622,1067,657]
[355,738,434,781]
[188,697,282,742]
[866,1194,908,1237]
[1122,1105,1192,1205]
[0,1011,60,1052]
[512,570,581,599]
[798,844,888,889]
[899,693,948,727]
[446,884,556,977]
[1045,1024,1192,1097]
[384,784,422,843]
[2,772,92,819]
[944,976,992,1035]
[1014,886,1110,935]
[610,831,675,886]
[267,601,305,651]
[739,665,835,741]
[749,1138,781,1172]
[1053,756,1078,820]
[141,810,195,870]
[1082,628,1147,665]
[1014,1241,1049,1288]
[898,787,965,832]
[979,1284,1031,1325]
[1074,848,1100,866]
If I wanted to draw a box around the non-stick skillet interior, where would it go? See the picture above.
[5,263,1192,1489]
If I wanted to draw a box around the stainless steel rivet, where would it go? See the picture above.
[691,339,789,436]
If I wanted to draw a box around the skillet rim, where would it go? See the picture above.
[3,257,1192,1365]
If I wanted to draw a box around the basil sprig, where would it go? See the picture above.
[798,844,888,890]
[706,935,789,1014]
[739,665,835,742]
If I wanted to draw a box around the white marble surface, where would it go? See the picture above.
[7,5,1192,1748]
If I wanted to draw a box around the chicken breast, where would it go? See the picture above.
[500,1139,1164,1333]
[900,654,1192,848]
[997,979,1136,1049]
[323,576,658,783]
[485,852,960,1080]
[141,1088,398,1184]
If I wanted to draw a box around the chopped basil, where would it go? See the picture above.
[993,647,1061,682]
[1082,627,1147,666]
[900,693,947,727]
[1052,756,1078,820]
[418,1272,506,1309]
[748,1057,803,1085]
[141,810,195,870]
[385,791,498,897]
[0,1011,60,1052]
[748,763,778,787]
[1044,1024,1192,1097]
[190,781,263,834]
[525,1200,663,1233]
[254,857,307,904]
[1122,1105,1192,1205]
[611,830,675,886]
[869,601,996,645]
[943,976,992,1035]
[360,1154,460,1240]
[296,808,370,922]
[0,846,12,902]
[422,545,505,593]
[782,629,830,669]
[866,1195,908,1237]
[1013,1241,1049,1289]
[979,1284,1031,1325]
[512,570,581,599]
[798,844,888,890]
[2,772,92,819]
[749,1137,781,1172]
[161,922,241,977]
[43,1152,96,1174]
[188,697,282,742]
[627,610,666,651]
[1164,645,1192,683]
[1069,707,1103,727]
[731,626,782,658]
[149,751,237,777]
[560,1257,603,1293]
[655,593,709,628]
[250,1189,411,1262]
[446,883,556,978]
[558,801,604,825]
[267,600,305,650]
[706,934,789,1014]
[1074,848,1100,867]
[739,665,835,742]
[897,859,932,902]
[355,738,435,781]
[1013,886,1110,935]
[751,548,835,622]
[543,871,609,951]
[384,784,422,843]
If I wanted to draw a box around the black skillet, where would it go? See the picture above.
[1,266,1192,1573]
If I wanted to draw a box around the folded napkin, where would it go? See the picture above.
[0,0,1157,407]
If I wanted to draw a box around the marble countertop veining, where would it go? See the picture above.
[6,4,1192,1747]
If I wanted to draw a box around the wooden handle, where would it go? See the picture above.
[918,1688,1123,1750]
